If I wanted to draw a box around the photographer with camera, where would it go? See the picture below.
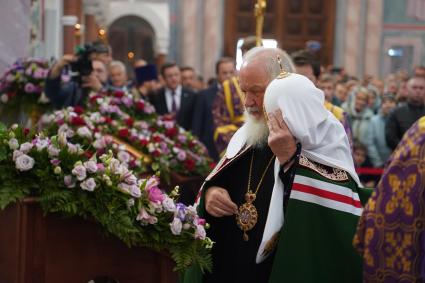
[45,44,109,109]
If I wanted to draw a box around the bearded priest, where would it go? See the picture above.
[183,47,371,283]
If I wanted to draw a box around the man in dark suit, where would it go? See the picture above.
[192,58,237,161]
[148,63,197,131]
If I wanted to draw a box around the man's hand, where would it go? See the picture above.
[49,54,77,79]
[81,74,102,91]
[267,109,297,165]
[205,186,238,217]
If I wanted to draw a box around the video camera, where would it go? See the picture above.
[69,43,96,83]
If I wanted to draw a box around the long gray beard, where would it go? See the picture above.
[244,110,269,148]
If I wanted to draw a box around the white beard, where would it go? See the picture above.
[244,110,269,148]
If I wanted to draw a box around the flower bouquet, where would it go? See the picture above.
[0,123,213,272]
[0,58,50,126]
[40,88,215,182]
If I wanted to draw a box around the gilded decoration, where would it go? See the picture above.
[299,155,349,181]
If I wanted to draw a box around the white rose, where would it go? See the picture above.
[8,138,19,150]
[162,197,176,212]
[35,138,49,151]
[47,145,60,157]
[71,164,87,181]
[15,154,35,171]
[80,178,96,191]
[170,218,182,235]
[83,160,97,173]
[77,126,92,139]
[67,143,78,154]
[130,185,141,198]
[13,150,23,161]
[19,142,33,154]
[117,151,130,163]
[1,94,8,103]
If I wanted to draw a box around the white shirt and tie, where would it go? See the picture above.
[165,85,182,113]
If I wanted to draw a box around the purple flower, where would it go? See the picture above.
[33,69,45,79]
[177,134,187,143]
[96,163,105,173]
[64,175,76,188]
[24,83,35,93]
[196,218,206,226]
[121,97,133,107]
[50,159,61,166]
[177,150,186,161]
[175,203,187,221]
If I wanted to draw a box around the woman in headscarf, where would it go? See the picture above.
[354,116,425,282]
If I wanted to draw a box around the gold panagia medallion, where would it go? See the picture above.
[236,192,258,241]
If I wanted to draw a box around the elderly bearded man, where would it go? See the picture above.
[183,47,369,283]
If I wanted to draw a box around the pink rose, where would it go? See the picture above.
[147,186,165,203]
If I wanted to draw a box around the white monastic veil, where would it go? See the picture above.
[263,73,361,186]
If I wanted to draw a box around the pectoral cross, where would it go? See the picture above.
[254,0,267,47]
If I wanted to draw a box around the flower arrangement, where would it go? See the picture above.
[0,58,50,105]
[0,123,213,272]
[40,88,215,180]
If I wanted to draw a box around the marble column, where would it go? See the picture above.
[364,0,383,77]
[344,0,361,76]
[202,0,224,81]
[181,0,200,71]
